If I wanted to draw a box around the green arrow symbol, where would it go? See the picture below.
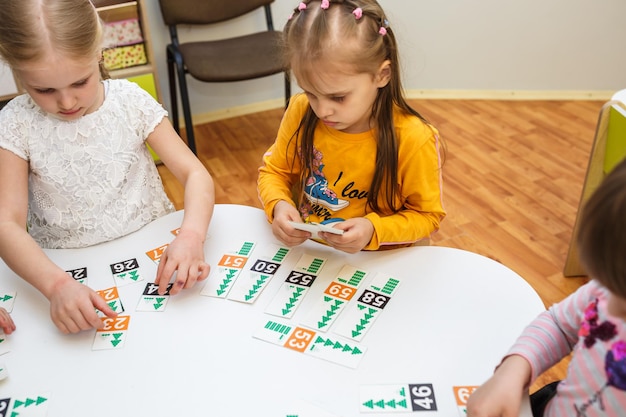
[363,400,375,409]
[110,333,123,347]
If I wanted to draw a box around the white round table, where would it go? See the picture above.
[0,204,541,416]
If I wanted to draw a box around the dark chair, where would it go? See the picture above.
[157,0,291,155]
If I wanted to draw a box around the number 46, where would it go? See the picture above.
[409,384,437,411]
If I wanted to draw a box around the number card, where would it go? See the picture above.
[92,315,131,350]
[0,393,50,417]
[360,383,437,413]
[452,386,478,417]
[254,319,367,369]
[333,273,401,341]
[0,363,7,381]
[300,265,368,332]
[0,291,16,313]
[66,267,88,285]
[227,244,291,303]
[136,283,173,312]
[200,241,256,298]
[145,244,169,265]
[110,258,142,287]
[264,254,326,318]
[96,286,125,316]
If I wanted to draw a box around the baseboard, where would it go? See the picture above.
[183,90,613,126]
[405,89,615,101]
[188,98,284,126]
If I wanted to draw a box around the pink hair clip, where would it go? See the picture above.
[288,11,295,20]
[352,7,363,19]
[321,0,330,9]
[298,2,307,11]
[378,26,387,36]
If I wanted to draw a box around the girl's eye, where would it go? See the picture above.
[34,88,54,94]
[73,79,89,87]
[332,96,345,103]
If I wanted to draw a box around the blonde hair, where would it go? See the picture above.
[0,0,108,78]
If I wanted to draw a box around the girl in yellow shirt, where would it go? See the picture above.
[258,0,445,253]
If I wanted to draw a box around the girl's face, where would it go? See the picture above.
[295,59,391,134]
[15,52,103,121]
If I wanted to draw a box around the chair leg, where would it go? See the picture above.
[166,47,180,134]
[170,50,197,155]
[177,72,196,155]
[284,71,291,109]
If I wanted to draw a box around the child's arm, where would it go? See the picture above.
[0,149,116,333]
[0,307,15,335]
[318,218,374,253]
[466,355,532,417]
[147,119,215,295]
[270,200,315,247]
[467,281,600,416]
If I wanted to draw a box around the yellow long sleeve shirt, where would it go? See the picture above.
[258,94,445,250]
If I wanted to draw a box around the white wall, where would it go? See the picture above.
[143,0,626,118]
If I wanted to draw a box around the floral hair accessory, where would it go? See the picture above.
[321,0,330,9]
[379,18,389,35]
[352,7,363,19]
[298,2,307,11]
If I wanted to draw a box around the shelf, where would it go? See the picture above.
[108,64,156,80]
[92,0,137,9]
[96,2,138,23]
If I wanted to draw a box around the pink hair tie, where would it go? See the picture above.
[298,2,307,11]
[378,26,387,36]
[321,0,330,9]
[352,7,363,19]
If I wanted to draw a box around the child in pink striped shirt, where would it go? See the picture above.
[467,157,626,417]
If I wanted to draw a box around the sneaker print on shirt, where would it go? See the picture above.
[304,165,349,211]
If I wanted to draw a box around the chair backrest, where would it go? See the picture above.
[563,100,626,276]
[158,0,275,26]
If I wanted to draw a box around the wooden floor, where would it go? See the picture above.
[158,98,603,391]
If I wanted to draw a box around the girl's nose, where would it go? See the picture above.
[316,100,333,119]
[57,91,76,110]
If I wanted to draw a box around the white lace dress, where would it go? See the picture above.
[0,79,175,249]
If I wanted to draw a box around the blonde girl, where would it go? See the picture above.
[0,0,215,333]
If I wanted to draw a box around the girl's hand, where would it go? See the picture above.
[466,355,531,417]
[0,307,15,335]
[319,218,374,253]
[48,278,116,334]
[271,201,311,247]
[154,229,210,295]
